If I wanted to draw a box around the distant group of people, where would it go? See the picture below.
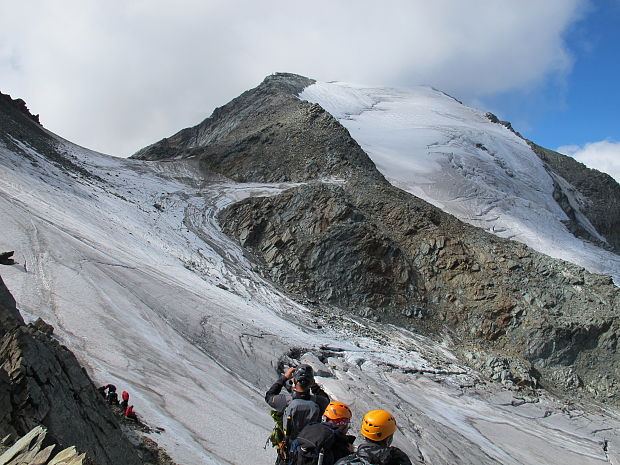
[98,383,139,421]
[266,364,414,465]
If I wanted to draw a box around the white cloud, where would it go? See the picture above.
[558,140,620,183]
[0,0,587,155]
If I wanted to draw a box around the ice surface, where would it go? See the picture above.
[0,129,619,464]
[300,82,620,285]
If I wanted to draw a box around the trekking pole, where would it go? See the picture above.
[317,449,324,465]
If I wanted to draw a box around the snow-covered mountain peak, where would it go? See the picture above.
[300,80,620,283]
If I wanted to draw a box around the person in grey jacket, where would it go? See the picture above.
[265,364,330,416]
[265,364,330,464]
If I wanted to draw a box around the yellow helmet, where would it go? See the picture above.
[323,401,352,420]
[360,410,397,441]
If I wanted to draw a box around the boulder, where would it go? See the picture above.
[0,252,15,266]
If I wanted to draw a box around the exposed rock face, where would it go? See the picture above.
[0,251,16,266]
[220,182,424,311]
[0,92,40,126]
[0,92,51,158]
[528,142,620,254]
[220,174,620,403]
[136,72,620,404]
[132,73,382,184]
[0,276,143,465]
[0,276,23,339]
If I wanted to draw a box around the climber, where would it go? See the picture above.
[125,405,138,421]
[107,391,119,405]
[290,401,355,465]
[265,364,330,464]
[106,385,119,405]
[97,385,108,398]
[120,391,130,411]
[335,410,412,465]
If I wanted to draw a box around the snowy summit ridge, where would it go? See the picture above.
[299,80,620,283]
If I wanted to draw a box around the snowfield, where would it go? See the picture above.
[1,129,619,464]
[300,82,620,285]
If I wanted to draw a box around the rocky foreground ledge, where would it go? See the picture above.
[0,426,86,465]
[0,275,176,465]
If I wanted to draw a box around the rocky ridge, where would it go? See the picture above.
[133,73,382,183]
[528,142,620,254]
[133,73,315,161]
[0,275,175,465]
[220,174,619,402]
[135,73,620,405]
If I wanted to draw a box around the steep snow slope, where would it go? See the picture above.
[300,82,620,284]
[1,136,619,464]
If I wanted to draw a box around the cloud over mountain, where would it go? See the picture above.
[558,139,620,182]
[0,0,586,155]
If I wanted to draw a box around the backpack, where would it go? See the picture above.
[334,455,372,465]
[284,397,322,440]
[267,410,290,463]
[268,410,285,448]
[290,423,336,465]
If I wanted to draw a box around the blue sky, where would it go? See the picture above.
[0,0,618,181]
[481,0,620,180]
[484,0,619,147]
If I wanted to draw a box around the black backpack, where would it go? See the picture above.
[290,423,336,465]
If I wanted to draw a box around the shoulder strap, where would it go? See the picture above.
[334,454,370,465]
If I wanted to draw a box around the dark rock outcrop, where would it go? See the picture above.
[0,92,51,158]
[0,92,40,125]
[0,251,16,266]
[0,276,143,465]
[0,276,24,339]
[220,183,424,311]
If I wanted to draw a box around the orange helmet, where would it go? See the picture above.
[360,410,397,441]
[323,401,352,420]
